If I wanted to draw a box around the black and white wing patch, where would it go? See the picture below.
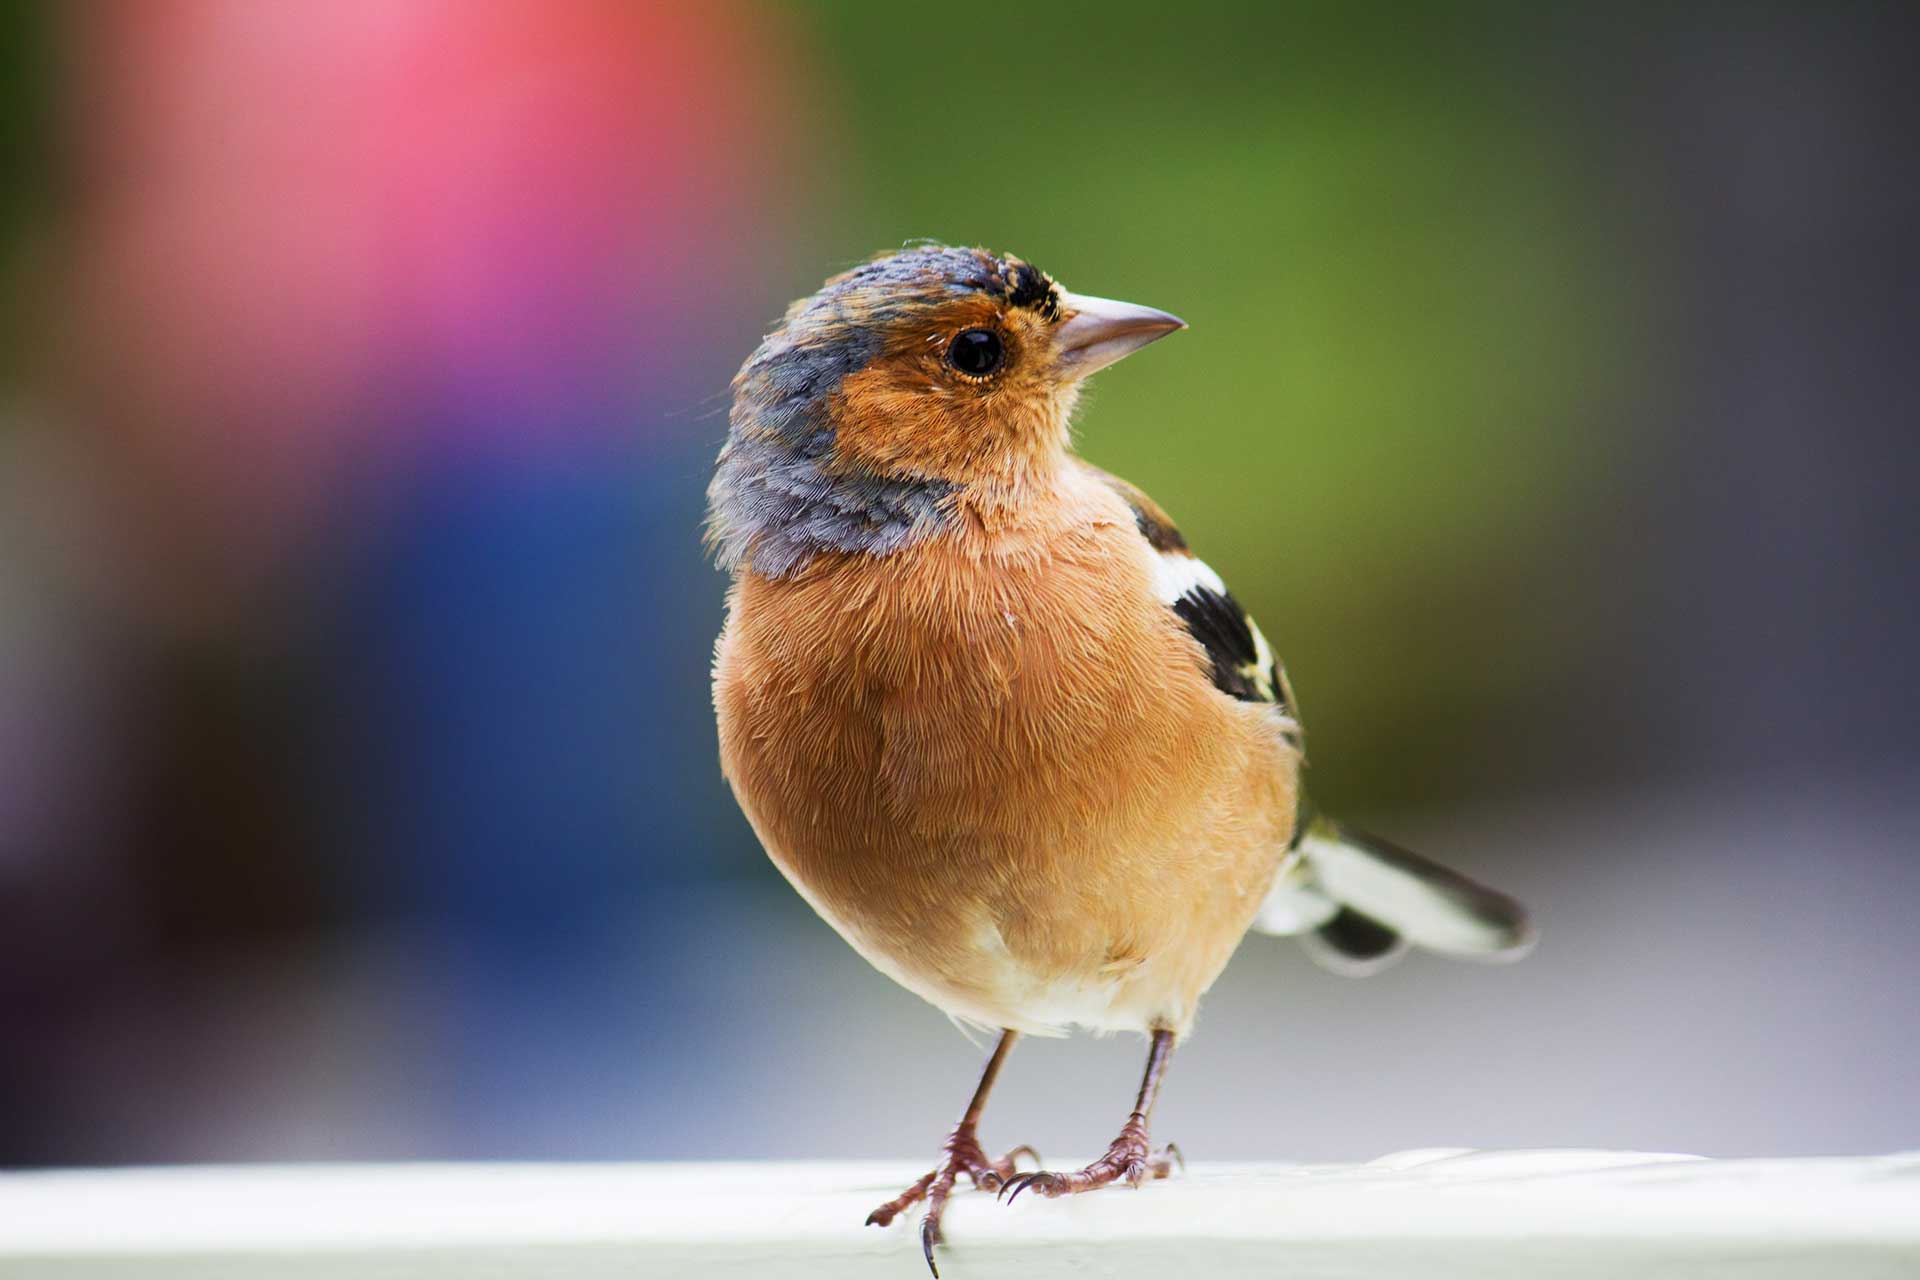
[1148,548,1302,747]
[1155,555,1281,703]
[1077,459,1301,742]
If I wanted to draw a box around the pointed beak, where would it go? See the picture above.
[1053,291,1186,376]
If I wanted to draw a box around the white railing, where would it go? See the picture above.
[4,1149,1917,1277]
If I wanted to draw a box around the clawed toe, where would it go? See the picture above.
[998,1129,1183,1204]
[865,1168,935,1228]
[866,1131,1042,1276]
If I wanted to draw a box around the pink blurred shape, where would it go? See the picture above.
[59,0,810,595]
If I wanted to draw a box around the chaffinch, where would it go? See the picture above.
[709,245,1532,1274]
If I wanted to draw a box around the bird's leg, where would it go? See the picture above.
[866,1029,1038,1276]
[1000,1028,1183,1204]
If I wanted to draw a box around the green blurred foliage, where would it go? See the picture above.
[789,1,1640,814]
[0,3,58,228]
[0,1,62,386]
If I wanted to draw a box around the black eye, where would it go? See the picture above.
[947,328,1004,376]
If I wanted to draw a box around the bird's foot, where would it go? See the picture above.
[999,1112,1182,1203]
[866,1124,1039,1276]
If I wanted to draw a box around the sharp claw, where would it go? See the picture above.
[1163,1142,1186,1173]
[865,1209,886,1227]
[920,1216,940,1278]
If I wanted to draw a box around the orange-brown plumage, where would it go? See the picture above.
[715,458,1298,1035]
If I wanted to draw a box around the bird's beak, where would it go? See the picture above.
[1053,291,1187,376]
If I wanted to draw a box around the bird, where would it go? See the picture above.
[707,245,1532,1274]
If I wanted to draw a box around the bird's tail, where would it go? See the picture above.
[1252,806,1534,976]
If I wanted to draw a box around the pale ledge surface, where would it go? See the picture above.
[3,1149,1917,1278]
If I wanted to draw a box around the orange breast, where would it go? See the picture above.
[712,470,1299,1034]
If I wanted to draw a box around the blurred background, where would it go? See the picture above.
[1,1,1915,1168]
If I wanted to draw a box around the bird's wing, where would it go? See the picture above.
[1076,460,1301,746]
[1078,459,1532,977]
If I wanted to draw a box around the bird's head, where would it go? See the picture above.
[710,244,1183,577]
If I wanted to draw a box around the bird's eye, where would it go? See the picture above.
[947,329,1004,377]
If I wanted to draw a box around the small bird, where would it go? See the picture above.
[708,245,1532,1273]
